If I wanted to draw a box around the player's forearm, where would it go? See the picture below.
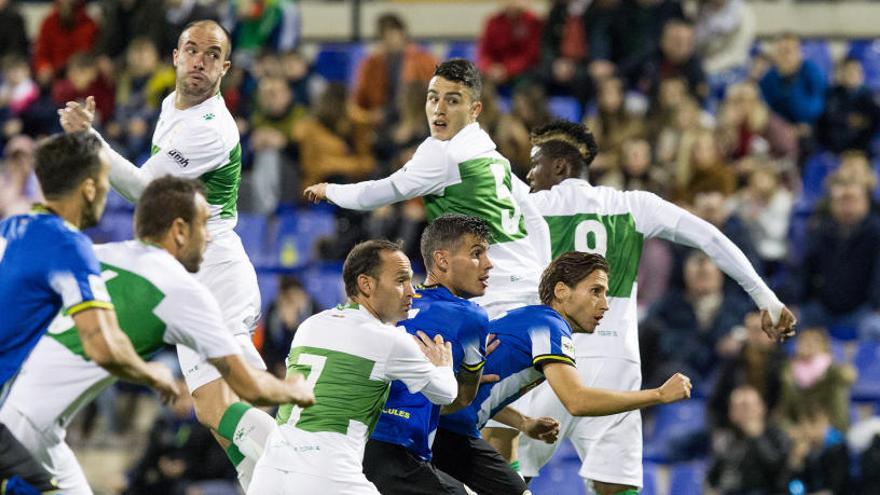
[93,327,161,386]
[210,355,296,406]
[490,406,528,431]
[90,129,151,202]
[670,213,783,317]
[564,386,662,417]
[440,371,480,414]
[325,180,402,210]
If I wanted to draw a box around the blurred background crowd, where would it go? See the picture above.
[1,0,880,493]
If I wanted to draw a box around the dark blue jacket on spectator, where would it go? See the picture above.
[645,288,751,381]
[759,60,826,124]
[792,213,880,315]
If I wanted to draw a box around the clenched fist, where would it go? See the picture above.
[657,373,693,404]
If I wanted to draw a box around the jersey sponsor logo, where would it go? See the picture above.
[167,149,190,168]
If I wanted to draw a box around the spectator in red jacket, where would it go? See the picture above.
[477,0,542,90]
[32,0,98,86]
[51,53,114,126]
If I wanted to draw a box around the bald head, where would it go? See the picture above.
[178,20,232,61]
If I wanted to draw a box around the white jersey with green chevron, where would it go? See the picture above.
[147,92,242,236]
[1,240,240,439]
[531,178,783,361]
[261,304,455,483]
[325,123,551,306]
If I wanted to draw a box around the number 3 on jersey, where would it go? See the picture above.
[490,162,522,236]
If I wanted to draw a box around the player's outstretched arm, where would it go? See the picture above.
[208,354,315,407]
[492,407,560,444]
[638,193,797,340]
[73,307,181,403]
[58,95,152,203]
[306,140,449,210]
[544,362,692,416]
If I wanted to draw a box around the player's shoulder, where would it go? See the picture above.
[97,241,202,293]
[182,94,239,148]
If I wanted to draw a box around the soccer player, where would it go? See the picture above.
[0,176,316,494]
[249,240,458,495]
[0,132,179,493]
[518,120,797,495]
[304,59,550,317]
[58,20,274,486]
[433,252,693,494]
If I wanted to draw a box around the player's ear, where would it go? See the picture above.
[553,281,571,303]
[552,158,568,177]
[434,249,449,272]
[357,273,373,296]
[172,48,179,67]
[470,99,482,121]
[171,217,188,247]
[81,177,96,202]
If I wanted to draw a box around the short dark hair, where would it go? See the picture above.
[343,239,404,298]
[179,19,233,61]
[135,176,204,240]
[34,132,103,199]
[377,13,406,36]
[531,120,599,177]
[539,252,609,306]
[433,59,482,101]
[420,214,492,271]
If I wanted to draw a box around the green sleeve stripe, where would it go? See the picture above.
[217,401,252,441]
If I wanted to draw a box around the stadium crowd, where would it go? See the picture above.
[1,0,880,493]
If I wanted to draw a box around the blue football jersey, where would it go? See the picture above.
[370,285,489,460]
[0,207,112,395]
[439,305,576,439]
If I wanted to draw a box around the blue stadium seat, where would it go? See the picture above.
[548,97,582,122]
[446,40,476,62]
[801,40,833,82]
[256,272,280,314]
[801,152,840,202]
[529,456,586,495]
[314,43,366,84]
[235,213,269,266]
[853,341,880,401]
[848,40,880,91]
[86,211,134,244]
[668,461,706,495]
[105,189,134,213]
[643,400,707,463]
[270,209,336,269]
[301,262,345,310]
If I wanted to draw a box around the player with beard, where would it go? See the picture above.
[0,133,179,493]
[0,176,316,494]
[57,20,272,489]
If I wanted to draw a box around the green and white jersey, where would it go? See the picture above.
[325,123,551,305]
[99,92,242,238]
[2,240,240,439]
[149,92,242,236]
[263,304,456,481]
[531,178,782,362]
